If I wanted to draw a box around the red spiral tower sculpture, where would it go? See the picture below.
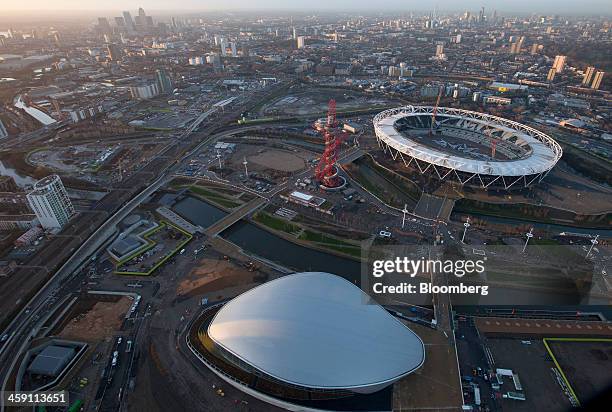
[315,99,346,189]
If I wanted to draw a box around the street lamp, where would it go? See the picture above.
[461,217,470,243]
[216,150,223,170]
[522,227,534,253]
[401,204,409,229]
[586,234,599,259]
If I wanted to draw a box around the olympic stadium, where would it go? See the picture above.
[187,272,425,411]
[373,106,563,190]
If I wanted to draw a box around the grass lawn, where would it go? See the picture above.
[531,238,561,245]
[115,221,193,276]
[187,185,242,209]
[253,212,301,234]
[298,230,357,248]
[254,213,362,258]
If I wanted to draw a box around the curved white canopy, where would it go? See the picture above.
[208,272,425,391]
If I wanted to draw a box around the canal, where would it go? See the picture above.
[0,160,37,188]
[173,196,228,228]
[172,196,362,282]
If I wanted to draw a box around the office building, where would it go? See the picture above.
[591,71,604,90]
[297,36,305,49]
[130,83,160,100]
[206,53,222,68]
[155,69,173,94]
[582,66,596,86]
[123,11,135,32]
[220,38,227,56]
[0,119,8,139]
[552,55,566,73]
[26,175,75,230]
[510,36,524,54]
[388,66,400,77]
[189,56,205,65]
[97,18,111,33]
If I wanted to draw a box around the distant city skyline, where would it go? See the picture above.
[3,0,612,14]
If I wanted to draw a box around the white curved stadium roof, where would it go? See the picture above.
[208,272,425,391]
[374,106,562,177]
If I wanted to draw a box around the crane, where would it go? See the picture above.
[429,85,444,136]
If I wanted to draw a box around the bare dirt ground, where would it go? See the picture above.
[58,296,132,341]
[393,322,463,411]
[129,246,282,412]
[461,164,612,215]
[248,150,306,172]
[177,258,257,297]
[538,165,612,214]
[262,88,397,116]
[228,144,308,174]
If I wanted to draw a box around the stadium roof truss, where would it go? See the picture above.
[374,106,562,189]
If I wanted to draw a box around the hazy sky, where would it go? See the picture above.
[2,0,612,14]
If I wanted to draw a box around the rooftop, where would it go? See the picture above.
[28,345,75,377]
[208,272,425,391]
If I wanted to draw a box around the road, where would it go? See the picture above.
[428,245,465,406]
[204,197,268,237]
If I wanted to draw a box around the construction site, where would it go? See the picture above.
[258,85,399,117]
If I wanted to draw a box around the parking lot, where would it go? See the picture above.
[487,338,573,412]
